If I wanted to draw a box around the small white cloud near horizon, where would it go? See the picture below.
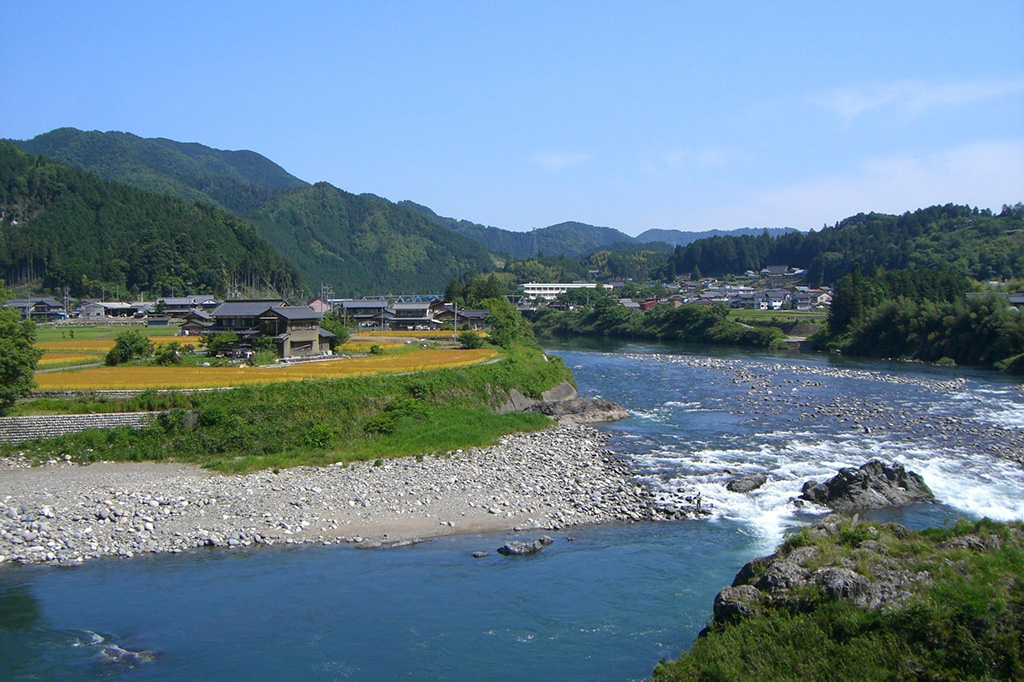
[810,78,1024,122]
[749,139,1024,230]
[531,151,594,173]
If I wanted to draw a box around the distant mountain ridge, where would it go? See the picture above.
[400,200,797,258]
[635,227,798,247]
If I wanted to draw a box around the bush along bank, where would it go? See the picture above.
[654,516,1024,682]
[2,344,575,473]
[533,301,785,349]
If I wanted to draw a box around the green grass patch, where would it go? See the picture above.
[654,518,1024,682]
[35,324,180,342]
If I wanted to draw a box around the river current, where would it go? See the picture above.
[2,339,1023,681]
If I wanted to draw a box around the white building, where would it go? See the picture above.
[517,282,614,301]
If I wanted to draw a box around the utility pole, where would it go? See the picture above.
[453,299,458,342]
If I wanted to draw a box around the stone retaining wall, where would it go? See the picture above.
[0,412,160,444]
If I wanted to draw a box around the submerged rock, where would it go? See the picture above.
[497,540,545,556]
[799,460,934,511]
[96,645,158,668]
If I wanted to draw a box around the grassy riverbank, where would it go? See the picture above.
[654,517,1024,681]
[3,344,573,473]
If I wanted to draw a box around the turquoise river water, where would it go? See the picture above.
[2,339,1023,681]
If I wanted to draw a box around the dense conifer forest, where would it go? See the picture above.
[0,143,303,298]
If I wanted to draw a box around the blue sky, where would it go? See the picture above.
[3,1,1023,235]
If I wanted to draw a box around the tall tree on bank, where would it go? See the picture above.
[0,284,43,412]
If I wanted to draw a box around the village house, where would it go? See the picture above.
[180,310,214,336]
[432,306,490,330]
[2,297,66,321]
[156,295,220,317]
[389,302,437,331]
[331,300,389,327]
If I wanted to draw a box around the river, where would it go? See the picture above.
[2,339,1023,681]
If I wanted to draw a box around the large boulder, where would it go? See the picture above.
[725,472,768,493]
[800,460,934,512]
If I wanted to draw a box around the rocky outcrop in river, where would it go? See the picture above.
[799,460,934,511]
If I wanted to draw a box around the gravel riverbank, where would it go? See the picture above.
[0,424,675,567]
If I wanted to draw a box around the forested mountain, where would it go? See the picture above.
[635,226,797,247]
[12,129,495,293]
[16,128,307,216]
[0,143,304,298]
[251,184,496,295]
[665,204,1024,285]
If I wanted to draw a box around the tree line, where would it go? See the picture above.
[663,204,1024,285]
[815,266,1024,371]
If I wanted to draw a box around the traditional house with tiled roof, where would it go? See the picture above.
[209,300,332,358]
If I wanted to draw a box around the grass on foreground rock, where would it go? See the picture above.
[654,517,1024,682]
[3,344,572,473]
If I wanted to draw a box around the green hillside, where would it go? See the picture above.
[665,204,1024,284]
[251,183,497,296]
[16,127,307,215]
[0,142,304,298]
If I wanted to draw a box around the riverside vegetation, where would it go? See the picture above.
[813,266,1024,371]
[2,343,573,473]
[532,292,784,348]
[654,517,1024,681]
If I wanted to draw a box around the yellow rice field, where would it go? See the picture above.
[337,341,404,352]
[36,337,201,352]
[352,330,478,339]
[37,352,105,366]
[33,348,499,390]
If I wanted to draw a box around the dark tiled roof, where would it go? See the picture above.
[211,300,283,317]
[268,306,321,321]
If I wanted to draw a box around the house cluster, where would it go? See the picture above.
[322,299,491,331]
[667,282,834,310]
[518,274,833,312]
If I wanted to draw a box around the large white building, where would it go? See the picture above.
[517,282,614,301]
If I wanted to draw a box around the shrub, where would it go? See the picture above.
[155,342,184,365]
[458,330,485,349]
[105,329,154,366]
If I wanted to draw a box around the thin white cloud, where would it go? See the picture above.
[531,151,593,173]
[750,140,1024,229]
[664,146,737,171]
[810,78,1024,122]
